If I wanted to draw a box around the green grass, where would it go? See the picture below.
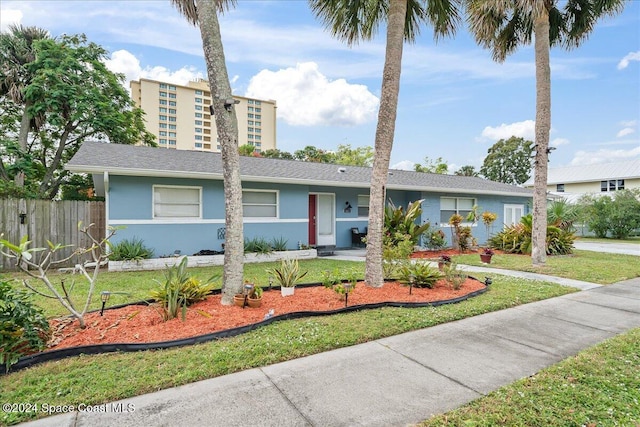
[0,275,575,426]
[1,259,366,318]
[420,327,640,427]
[453,250,640,284]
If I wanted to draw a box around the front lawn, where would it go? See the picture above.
[421,327,640,426]
[452,250,640,284]
[0,274,575,426]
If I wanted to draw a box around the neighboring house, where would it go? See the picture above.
[66,142,533,257]
[523,159,640,203]
[130,78,277,153]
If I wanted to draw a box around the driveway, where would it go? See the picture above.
[574,240,639,256]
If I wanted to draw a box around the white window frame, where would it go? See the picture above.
[242,189,278,220]
[153,185,202,219]
[504,204,524,227]
[357,194,370,218]
[440,197,476,226]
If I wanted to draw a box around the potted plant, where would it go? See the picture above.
[438,255,452,271]
[247,283,263,308]
[480,248,495,264]
[266,258,308,297]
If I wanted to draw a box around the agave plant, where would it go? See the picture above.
[266,258,308,288]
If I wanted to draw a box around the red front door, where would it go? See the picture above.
[308,194,316,246]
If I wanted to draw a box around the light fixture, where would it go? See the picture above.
[344,201,352,213]
[343,283,352,307]
[242,283,253,309]
[100,291,111,316]
[19,212,27,224]
[224,98,240,111]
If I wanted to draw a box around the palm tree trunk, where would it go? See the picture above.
[365,0,406,288]
[531,9,551,266]
[197,1,244,304]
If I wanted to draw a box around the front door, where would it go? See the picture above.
[310,193,336,246]
[308,194,317,246]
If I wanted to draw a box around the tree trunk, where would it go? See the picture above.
[364,0,406,288]
[197,1,244,304]
[531,9,551,266]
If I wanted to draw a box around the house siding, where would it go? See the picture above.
[104,176,531,257]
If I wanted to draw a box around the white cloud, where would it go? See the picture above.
[551,138,570,147]
[104,50,204,87]
[570,146,640,165]
[616,127,635,137]
[391,160,415,171]
[617,51,640,70]
[480,120,536,141]
[245,62,379,127]
[0,8,23,31]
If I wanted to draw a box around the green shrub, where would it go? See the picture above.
[397,262,442,288]
[109,237,153,261]
[488,214,575,255]
[442,262,466,290]
[382,232,414,279]
[0,280,51,372]
[149,258,217,321]
[384,199,430,245]
[244,237,273,254]
[266,258,308,288]
[424,229,447,250]
[270,236,288,252]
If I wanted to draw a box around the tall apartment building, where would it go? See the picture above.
[130,78,277,153]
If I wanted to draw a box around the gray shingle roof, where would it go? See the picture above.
[67,142,532,197]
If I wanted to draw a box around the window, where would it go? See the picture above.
[255,128,261,134]
[159,99,167,105]
[255,121,261,127]
[159,107,167,113]
[195,143,202,148]
[159,138,167,144]
[601,180,625,192]
[357,195,369,217]
[255,107,261,113]
[159,83,167,89]
[195,90,203,95]
[159,123,167,129]
[248,100,254,104]
[195,128,202,133]
[169,109,176,114]
[248,127,254,132]
[195,135,202,140]
[195,120,202,125]
[248,120,254,125]
[169,101,177,107]
[168,93,176,99]
[556,184,565,192]
[159,91,167,97]
[255,135,261,141]
[168,132,176,137]
[195,98,202,103]
[440,197,475,224]
[255,100,261,105]
[248,113,254,119]
[168,124,176,130]
[159,115,167,121]
[243,190,277,218]
[248,106,254,112]
[169,140,176,145]
[168,85,176,91]
[153,186,201,218]
[195,112,203,118]
[159,131,167,137]
[168,116,176,122]
[195,105,202,111]
[247,134,254,139]
[255,114,261,119]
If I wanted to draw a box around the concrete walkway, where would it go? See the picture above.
[19,273,640,427]
[574,240,639,256]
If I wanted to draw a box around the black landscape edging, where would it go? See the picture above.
[1,278,488,374]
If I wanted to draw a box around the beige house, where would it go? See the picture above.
[130,78,277,153]
[524,159,640,202]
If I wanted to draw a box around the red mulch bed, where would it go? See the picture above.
[48,278,485,350]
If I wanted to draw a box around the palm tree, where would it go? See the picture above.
[0,24,50,185]
[466,0,625,266]
[171,0,244,304]
[310,0,462,287]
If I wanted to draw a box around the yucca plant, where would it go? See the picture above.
[398,262,442,289]
[266,258,308,288]
[109,237,153,261]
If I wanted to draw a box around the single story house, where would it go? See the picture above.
[66,142,533,257]
[523,159,640,203]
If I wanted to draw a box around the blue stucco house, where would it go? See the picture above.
[67,142,532,257]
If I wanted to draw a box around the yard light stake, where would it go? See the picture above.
[409,275,415,295]
[268,276,273,291]
[100,291,111,316]
[243,284,253,309]
[484,277,492,286]
[343,283,352,307]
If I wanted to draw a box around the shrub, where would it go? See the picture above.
[270,236,288,252]
[266,258,308,288]
[424,229,447,250]
[398,262,442,289]
[384,199,430,245]
[382,232,414,279]
[0,280,51,372]
[150,257,217,321]
[442,262,466,290]
[109,237,154,261]
[244,237,273,254]
[488,214,575,255]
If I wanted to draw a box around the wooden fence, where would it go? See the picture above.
[0,199,105,270]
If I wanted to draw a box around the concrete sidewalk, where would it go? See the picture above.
[20,278,640,427]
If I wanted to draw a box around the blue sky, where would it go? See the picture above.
[2,0,639,172]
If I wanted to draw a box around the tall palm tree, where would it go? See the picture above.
[0,24,50,185]
[171,0,244,304]
[310,0,462,287]
[466,0,625,266]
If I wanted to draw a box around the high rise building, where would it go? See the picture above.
[130,78,277,153]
